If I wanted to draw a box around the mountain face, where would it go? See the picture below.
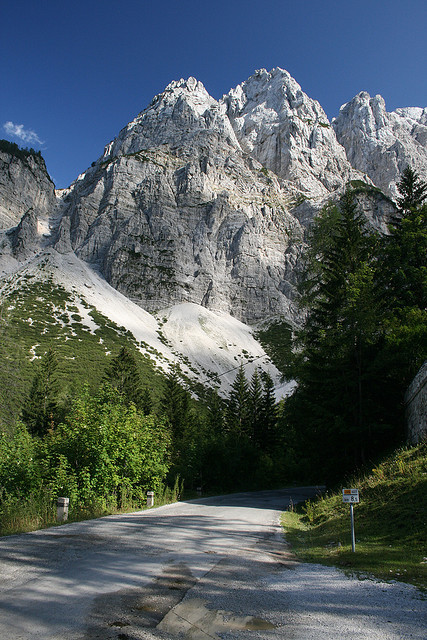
[0,147,55,230]
[222,68,364,198]
[0,68,426,394]
[333,92,427,198]
[55,76,307,324]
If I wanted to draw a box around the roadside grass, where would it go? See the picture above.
[282,443,427,590]
[0,478,184,536]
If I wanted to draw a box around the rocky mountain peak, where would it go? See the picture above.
[223,67,309,114]
[333,91,427,198]
[221,68,363,197]
[164,75,210,97]
[336,91,390,138]
[101,76,238,163]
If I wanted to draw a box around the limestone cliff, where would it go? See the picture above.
[56,78,306,324]
[0,144,56,230]
[333,92,427,198]
[222,68,367,198]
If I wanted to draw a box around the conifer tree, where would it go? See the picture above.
[226,364,250,436]
[379,166,427,379]
[287,189,385,479]
[22,348,61,437]
[385,167,427,310]
[396,166,427,214]
[205,387,225,436]
[160,366,191,441]
[141,386,153,416]
[249,368,263,444]
[260,370,278,451]
[104,346,145,409]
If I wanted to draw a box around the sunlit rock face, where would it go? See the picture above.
[47,69,425,325]
[221,67,364,198]
[55,77,306,325]
[333,91,427,198]
[0,149,56,230]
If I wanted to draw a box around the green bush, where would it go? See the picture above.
[0,423,41,496]
[39,385,172,509]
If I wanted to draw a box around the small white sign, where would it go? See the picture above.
[342,488,359,503]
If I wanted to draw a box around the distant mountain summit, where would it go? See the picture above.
[0,68,425,371]
[333,91,427,198]
[222,67,363,197]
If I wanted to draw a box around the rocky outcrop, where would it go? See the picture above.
[0,147,56,230]
[8,208,39,258]
[222,68,367,198]
[333,92,427,199]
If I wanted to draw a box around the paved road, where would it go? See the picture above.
[0,488,425,639]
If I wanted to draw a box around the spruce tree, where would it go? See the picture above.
[205,387,225,436]
[260,370,278,452]
[396,166,427,214]
[287,188,387,479]
[22,348,61,437]
[141,386,153,416]
[160,366,191,441]
[385,167,427,310]
[226,364,250,436]
[249,368,263,445]
[379,167,427,379]
[104,346,145,409]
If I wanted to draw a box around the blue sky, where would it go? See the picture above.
[1,0,426,188]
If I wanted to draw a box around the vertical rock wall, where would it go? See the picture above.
[405,361,427,444]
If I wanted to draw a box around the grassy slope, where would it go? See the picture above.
[283,443,427,589]
[0,273,167,428]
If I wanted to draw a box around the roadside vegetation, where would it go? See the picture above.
[283,443,427,589]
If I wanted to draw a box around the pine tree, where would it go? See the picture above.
[287,189,387,479]
[205,387,225,436]
[104,346,145,409]
[379,167,427,380]
[22,348,61,437]
[396,166,427,214]
[385,167,427,310]
[141,386,153,416]
[260,370,278,451]
[226,364,250,436]
[249,368,263,444]
[160,366,191,441]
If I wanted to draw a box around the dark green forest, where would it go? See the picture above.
[0,167,426,530]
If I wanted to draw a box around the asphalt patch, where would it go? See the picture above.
[84,562,196,638]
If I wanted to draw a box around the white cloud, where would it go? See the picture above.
[3,121,44,146]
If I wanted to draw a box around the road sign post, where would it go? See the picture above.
[342,489,359,552]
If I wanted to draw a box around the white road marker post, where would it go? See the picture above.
[56,497,69,522]
[342,488,359,552]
